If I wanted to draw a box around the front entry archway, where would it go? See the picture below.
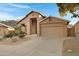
[30,18,37,34]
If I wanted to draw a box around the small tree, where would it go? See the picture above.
[56,3,79,18]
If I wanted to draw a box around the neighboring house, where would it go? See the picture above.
[74,22,79,37]
[0,23,15,37]
[67,25,75,37]
[17,11,71,38]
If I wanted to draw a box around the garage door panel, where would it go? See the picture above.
[40,24,67,38]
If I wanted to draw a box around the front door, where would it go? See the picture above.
[30,18,37,34]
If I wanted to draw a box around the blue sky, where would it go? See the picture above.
[0,3,78,25]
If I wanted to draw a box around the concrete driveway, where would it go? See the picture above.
[0,36,64,56]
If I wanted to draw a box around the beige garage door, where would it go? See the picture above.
[40,24,67,38]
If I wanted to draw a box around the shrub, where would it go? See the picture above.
[4,32,14,38]
[0,38,3,41]
[4,30,26,38]
[18,34,25,38]
[19,31,26,38]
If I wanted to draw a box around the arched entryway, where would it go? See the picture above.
[30,18,37,34]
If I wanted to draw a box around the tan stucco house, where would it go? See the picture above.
[0,23,15,37]
[17,11,71,38]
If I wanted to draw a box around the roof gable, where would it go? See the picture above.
[0,23,9,28]
[0,23,14,29]
[40,16,69,24]
[17,11,45,24]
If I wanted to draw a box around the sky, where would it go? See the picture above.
[0,3,78,25]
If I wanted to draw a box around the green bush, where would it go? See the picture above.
[19,31,26,34]
[0,38,3,41]
[18,34,25,38]
[18,32,26,38]
[4,31,26,38]
[4,32,14,38]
